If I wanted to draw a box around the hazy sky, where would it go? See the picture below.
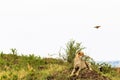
[0,0,120,61]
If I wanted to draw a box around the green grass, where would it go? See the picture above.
[0,52,120,80]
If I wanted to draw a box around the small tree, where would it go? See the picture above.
[59,39,85,63]
[10,48,17,55]
[66,40,85,63]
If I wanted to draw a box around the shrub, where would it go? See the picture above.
[99,62,112,74]
[59,40,85,63]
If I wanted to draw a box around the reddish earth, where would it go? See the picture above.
[47,69,111,80]
[69,69,111,80]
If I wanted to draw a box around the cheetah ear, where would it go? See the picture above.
[77,52,81,57]
[80,52,84,56]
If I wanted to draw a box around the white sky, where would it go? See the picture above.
[0,0,120,61]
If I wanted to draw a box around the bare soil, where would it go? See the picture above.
[69,69,111,80]
[47,69,111,80]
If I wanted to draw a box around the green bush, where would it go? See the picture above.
[99,62,112,74]
[59,40,85,63]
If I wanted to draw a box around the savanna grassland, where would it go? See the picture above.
[0,50,70,80]
[0,51,120,80]
[0,40,120,80]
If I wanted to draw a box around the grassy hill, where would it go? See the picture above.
[0,51,120,80]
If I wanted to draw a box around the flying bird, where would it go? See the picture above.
[94,26,101,29]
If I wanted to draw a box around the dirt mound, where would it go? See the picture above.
[69,69,111,80]
[46,69,111,80]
